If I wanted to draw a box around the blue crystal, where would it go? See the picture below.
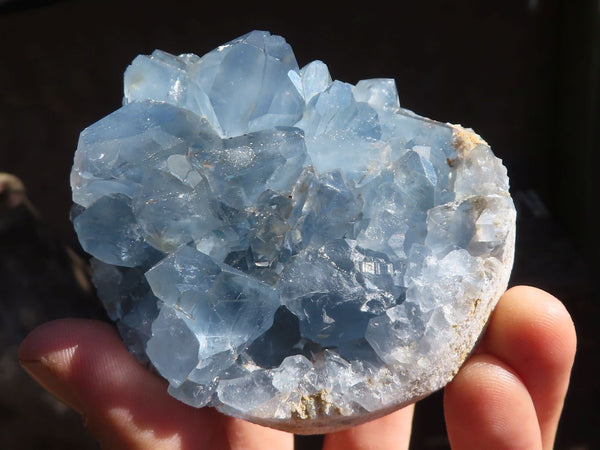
[124,30,304,137]
[145,245,279,363]
[71,30,515,431]
[73,194,147,267]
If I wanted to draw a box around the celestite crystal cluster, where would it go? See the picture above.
[70,31,516,433]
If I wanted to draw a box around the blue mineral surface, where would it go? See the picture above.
[71,30,515,430]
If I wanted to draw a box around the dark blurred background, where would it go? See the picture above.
[0,0,598,448]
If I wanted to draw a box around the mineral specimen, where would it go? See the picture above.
[70,30,516,433]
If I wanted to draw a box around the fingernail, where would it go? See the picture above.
[20,358,84,414]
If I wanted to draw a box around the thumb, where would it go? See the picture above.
[18,318,227,449]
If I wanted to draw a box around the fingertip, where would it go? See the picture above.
[18,319,203,448]
[19,318,140,403]
[18,319,121,414]
[18,319,293,450]
[481,286,576,449]
[499,286,577,370]
[444,354,542,450]
[18,318,115,363]
[487,285,577,400]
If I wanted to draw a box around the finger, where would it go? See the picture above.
[19,318,293,450]
[444,353,542,450]
[322,404,414,450]
[221,417,294,450]
[479,286,576,449]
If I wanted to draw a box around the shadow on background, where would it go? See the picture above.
[0,0,597,448]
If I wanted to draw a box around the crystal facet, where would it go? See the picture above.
[71,30,516,433]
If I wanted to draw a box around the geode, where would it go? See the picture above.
[70,30,516,433]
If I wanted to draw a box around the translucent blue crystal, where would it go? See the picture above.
[71,30,516,432]
[124,30,304,137]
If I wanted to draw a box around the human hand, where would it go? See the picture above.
[18,286,575,449]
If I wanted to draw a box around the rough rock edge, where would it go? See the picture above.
[214,124,516,434]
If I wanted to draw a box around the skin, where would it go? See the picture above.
[19,285,576,449]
